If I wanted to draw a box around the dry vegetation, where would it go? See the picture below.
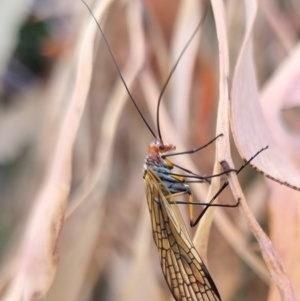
[0,0,299,300]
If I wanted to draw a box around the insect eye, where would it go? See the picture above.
[159,144,164,150]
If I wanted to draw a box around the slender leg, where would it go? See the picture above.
[190,146,268,227]
[167,146,268,227]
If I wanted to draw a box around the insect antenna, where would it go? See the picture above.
[81,0,157,139]
[156,2,209,141]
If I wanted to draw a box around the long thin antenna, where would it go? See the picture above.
[81,0,157,139]
[156,2,209,141]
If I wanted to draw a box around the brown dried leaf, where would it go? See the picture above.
[230,0,300,191]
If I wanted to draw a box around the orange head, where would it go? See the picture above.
[148,140,176,156]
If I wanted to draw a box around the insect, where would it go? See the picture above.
[144,152,223,301]
[81,1,267,300]
[143,138,266,301]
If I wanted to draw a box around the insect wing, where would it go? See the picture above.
[144,170,221,301]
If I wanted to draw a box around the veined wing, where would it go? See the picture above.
[144,169,221,301]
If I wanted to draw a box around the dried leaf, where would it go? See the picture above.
[231,0,300,191]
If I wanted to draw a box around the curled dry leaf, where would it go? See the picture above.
[230,0,297,300]
[230,0,300,191]
[46,0,125,301]
[1,0,96,299]
[194,0,230,262]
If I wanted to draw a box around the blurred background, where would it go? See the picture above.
[0,0,299,300]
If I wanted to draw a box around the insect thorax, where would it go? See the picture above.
[143,155,191,195]
[143,155,170,178]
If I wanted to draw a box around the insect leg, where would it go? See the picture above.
[161,134,240,180]
[169,167,237,181]
[166,190,234,225]
[190,146,269,226]
[165,188,239,226]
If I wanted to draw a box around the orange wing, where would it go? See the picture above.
[144,169,221,301]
